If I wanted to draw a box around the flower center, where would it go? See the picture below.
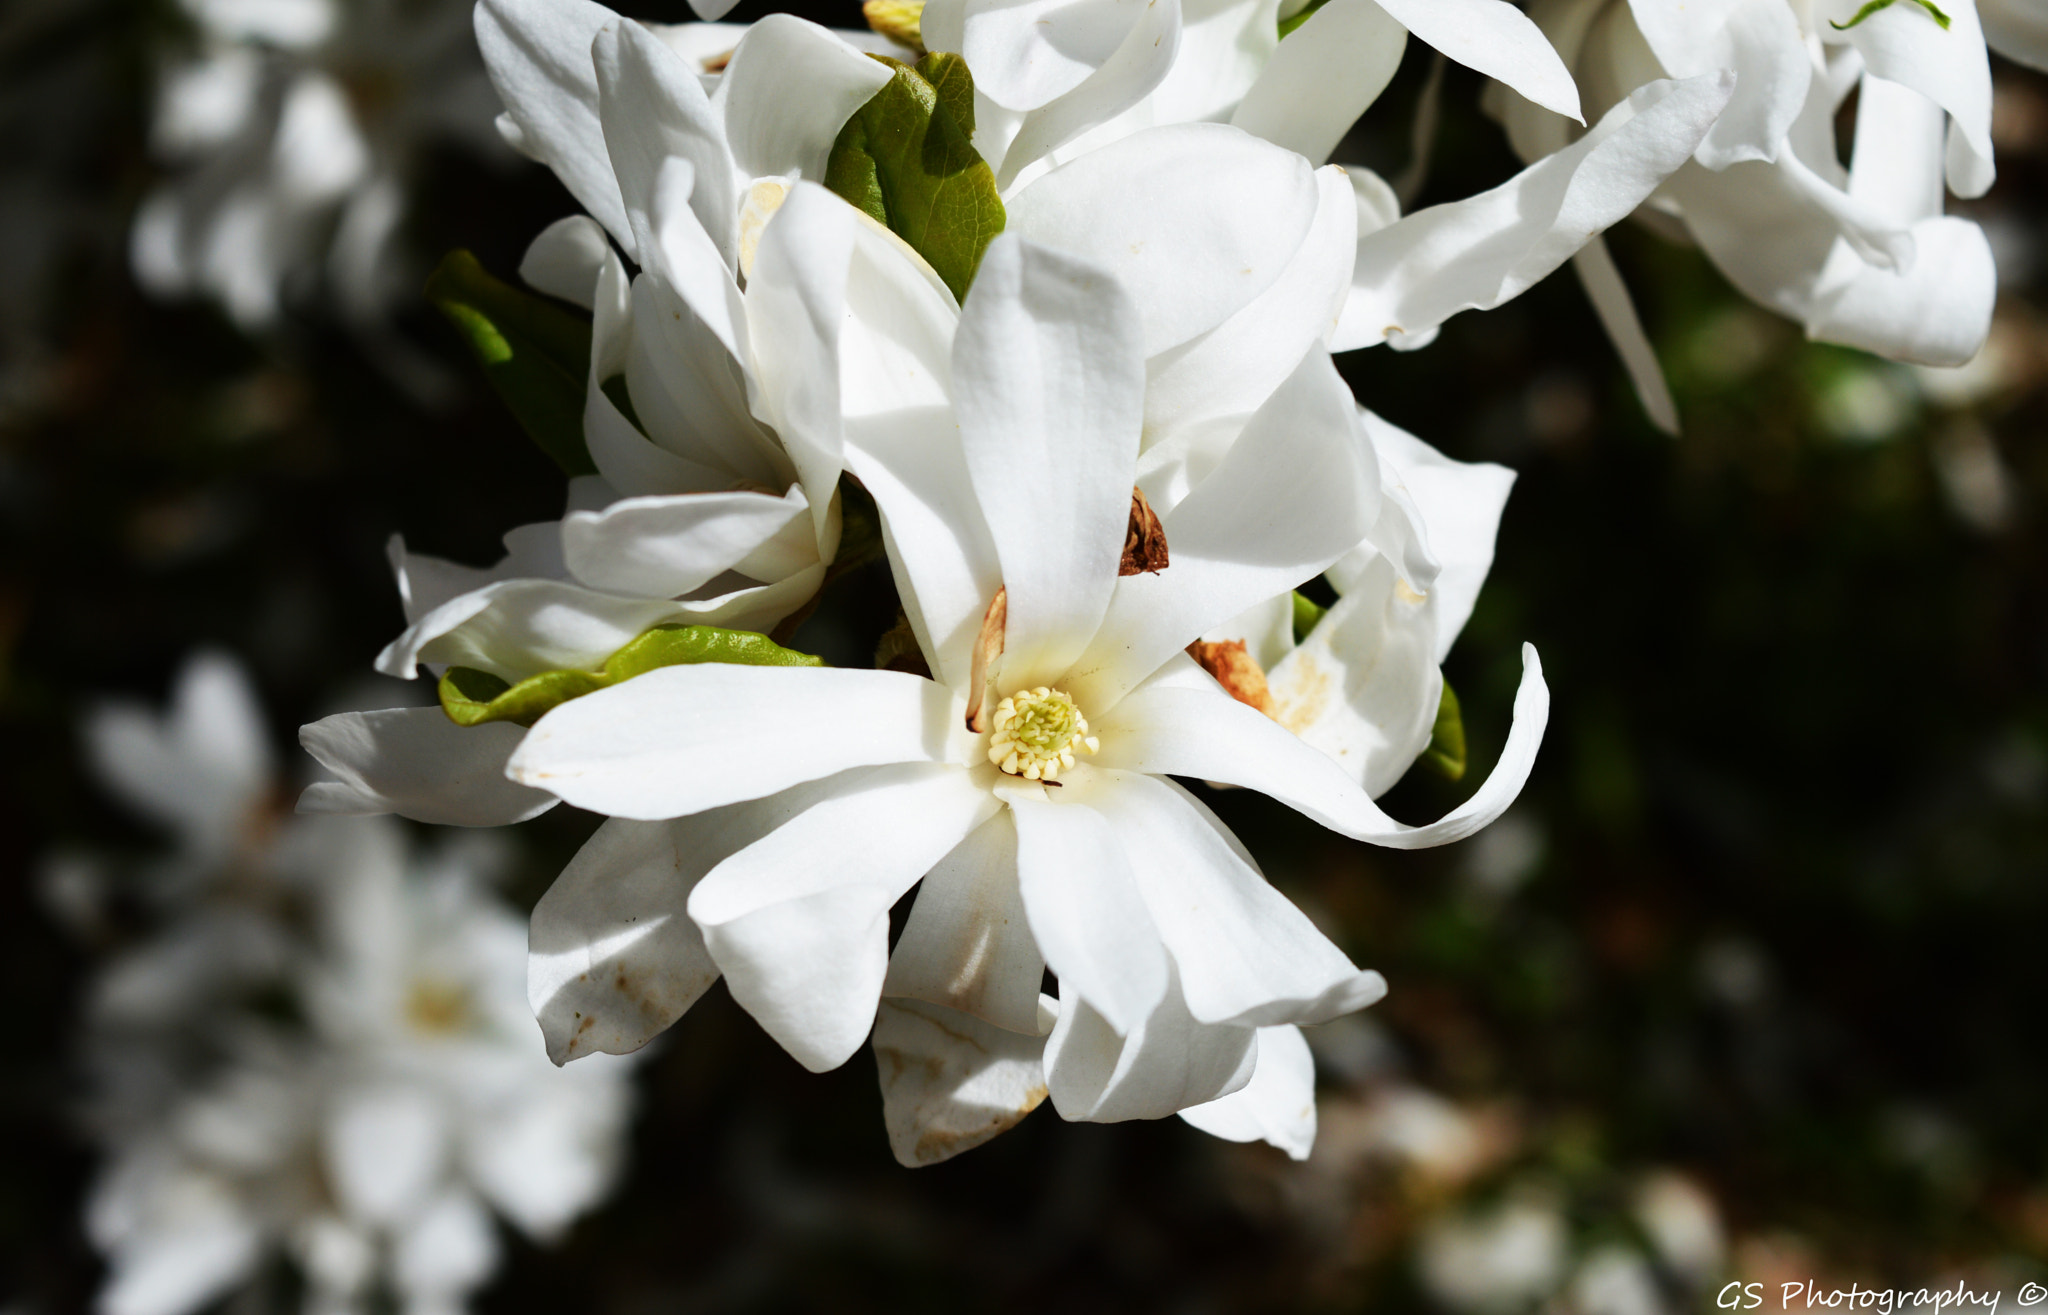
[987,686,1099,782]
[404,978,471,1036]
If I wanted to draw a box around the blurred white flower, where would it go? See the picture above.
[132,0,506,336]
[1633,1171,1726,1285]
[1418,1193,1571,1312]
[72,655,636,1315]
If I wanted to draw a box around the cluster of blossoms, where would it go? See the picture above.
[277,0,2014,1169]
[57,655,634,1315]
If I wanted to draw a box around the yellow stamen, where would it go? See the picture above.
[987,686,1099,782]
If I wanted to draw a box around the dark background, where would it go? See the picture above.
[4,0,2046,1308]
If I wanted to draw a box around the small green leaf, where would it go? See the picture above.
[1291,590,1328,644]
[1419,680,1468,782]
[426,250,598,477]
[1278,0,1330,39]
[438,624,825,727]
[1830,0,1950,30]
[824,54,1006,301]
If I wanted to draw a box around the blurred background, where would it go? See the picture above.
[4,0,2046,1308]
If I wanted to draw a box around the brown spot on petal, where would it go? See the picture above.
[1120,487,1168,575]
[701,49,733,72]
[966,587,1006,732]
[1187,639,1276,717]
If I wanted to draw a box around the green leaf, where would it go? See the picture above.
[824,54,1006,302]
[1278,0,1330,39]
[1291,590,1328,644]
[438,624,825,728]
[1830,0,1950,29]
[426,250,598,477]
[1419,679,1468,782]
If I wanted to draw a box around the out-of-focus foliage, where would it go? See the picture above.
[5,1,2048,1310]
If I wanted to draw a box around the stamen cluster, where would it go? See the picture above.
[986,686,1099,781]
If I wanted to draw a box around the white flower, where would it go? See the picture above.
[85,819,634,1315]
[507,233,1547,1163]
[905,0,1732,359]
[74,657,636,1315]
[1498,0,1997,398]
[299,2,1414,832]
[133,0,504,334]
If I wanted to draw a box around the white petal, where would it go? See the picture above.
[844,407,1001,690]
[745,181,861,536]
[1267,554,1442,796]
[561,485,812,597]
[1823,0,1993,195]
[377,577,705,681]
[1043,964,1256,1121]
[873,997,1051,1166]
[994,0,1184,189]
[1572,234,1679,434]
[1366,410,1517,659]
[1007,123,1321,356]
[593,17,736,265]
[626,272,782,484]
[885,810,1044,1034]
[476,0,633,253]
[520,213,610,309]
[1178,1023,1317,1158]
[1231,0,1406,165]
[1144,164,1358,442]
[955,235,1144,689]
[461,1067,631,1238]
[390,1189,498,1305]
[1073,349,1377,710]
[1077,768,1387,1026]
[1376,0,1582,121]
[962,0,1152,109]
[87,650,272,843]
[297,708,558,827]
[1005,781,1168,1035]
[1095,644,1549,849]
[586,247,726,497]
[1807,215,1995,366]
[323,1085,447,1226]
[690,764,998,1071]
[714,15,895,181]
[1334,71,1734,351]
[1144,0,1283,125]
[528,816,723,1063]
[510,665,958,819]
[1629,0,1810,167]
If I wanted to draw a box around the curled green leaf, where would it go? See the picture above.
[1419,679,1468,782]
[1830,0,1950,31]
[426,250,597,477]
[1291,590,1328,644]
[439,624,825,728]
[824,54,1006,301]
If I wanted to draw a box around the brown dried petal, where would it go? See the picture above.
[1121,487,1169,576]
[966,586,1006,731]
[1187,639,1276,717]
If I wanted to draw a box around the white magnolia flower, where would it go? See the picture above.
[133,0,504,336]
[508,233,1548,1165]
[300,0,1470,832]
[72,656,636,1315]
[1495,0,1997,418]
[902,0,1734,359]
